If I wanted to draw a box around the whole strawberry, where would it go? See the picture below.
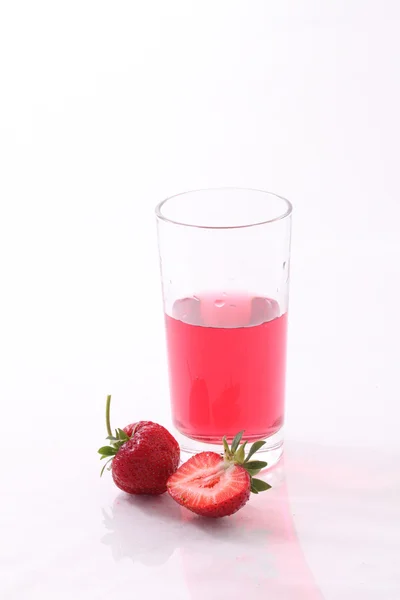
[98,395,180,495]
[167,431,271,517]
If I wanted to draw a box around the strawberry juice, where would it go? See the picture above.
[165,293,287,443]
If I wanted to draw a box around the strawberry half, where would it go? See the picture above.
[98,395,180,495]
[167,431,271,518]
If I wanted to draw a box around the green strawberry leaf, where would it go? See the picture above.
[231,430,245,453]
[234,441,247,464]
[245,467,262,476]
[244,440,266,462]
[98,446,116,456]
[222,436,231,456]
[244,460,268,470]
[250,481,259,493]
[117,428,129,441]
[251,478,271,492]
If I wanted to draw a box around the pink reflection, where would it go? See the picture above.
[178,458,325,600]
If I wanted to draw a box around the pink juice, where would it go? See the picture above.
[165,294,287,443]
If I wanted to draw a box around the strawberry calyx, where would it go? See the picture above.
[222,431,271,494]
[98,395,132,477]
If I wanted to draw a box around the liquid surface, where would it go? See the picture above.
[165,294,287,443]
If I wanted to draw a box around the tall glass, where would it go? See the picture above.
[156,188,292,466]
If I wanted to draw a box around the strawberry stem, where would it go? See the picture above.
[106,394,112,437]
[98,395,131,476]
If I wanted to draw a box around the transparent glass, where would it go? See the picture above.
[156,188,292,466]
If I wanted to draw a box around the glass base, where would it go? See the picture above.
[174,427,284,470]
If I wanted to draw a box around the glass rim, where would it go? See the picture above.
[155,187,293,230]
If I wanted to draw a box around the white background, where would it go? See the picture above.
[1,2,399,599]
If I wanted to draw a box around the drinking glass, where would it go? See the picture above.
[156,188,292,466]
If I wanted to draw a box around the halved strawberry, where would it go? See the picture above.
[167,432,271,518]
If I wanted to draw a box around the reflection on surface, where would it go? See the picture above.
[101,442,400,599]
[102,493,184,565]
[101,452,324,599]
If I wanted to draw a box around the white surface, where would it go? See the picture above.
[2,440,399,599]
[1,2,400,598]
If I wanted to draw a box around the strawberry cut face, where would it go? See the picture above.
[167,452,251,518]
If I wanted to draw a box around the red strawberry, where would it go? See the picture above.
[98,395,180,495]
[167,432,271,518]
